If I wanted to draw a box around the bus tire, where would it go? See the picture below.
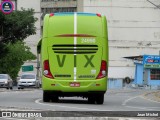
[51,95,59,102]
[95,94,104,105]
[43,91,50,102]
[88,95,95,104]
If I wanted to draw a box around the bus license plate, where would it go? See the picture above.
[70,82,80,87]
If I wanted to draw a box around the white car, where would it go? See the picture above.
[0,74,13,89]
[17,73,40,89]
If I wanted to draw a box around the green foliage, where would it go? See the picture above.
[0,8,37,80]
[0,43,8,58]
[0,8,37,43]
[0,42,36,80]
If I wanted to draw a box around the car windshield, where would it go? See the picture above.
[21,75,35,79]
[0,75,7,79]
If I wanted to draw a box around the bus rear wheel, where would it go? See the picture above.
[51,95,59,102]
[43,91,50,102]
[95,94,104,104]
[88,96,95,104]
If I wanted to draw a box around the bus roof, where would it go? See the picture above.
[49,12,103,17]
[42,12,107,38]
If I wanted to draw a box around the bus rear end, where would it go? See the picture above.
[41,12,108,104]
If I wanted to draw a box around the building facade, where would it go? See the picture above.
[80,0,160,80]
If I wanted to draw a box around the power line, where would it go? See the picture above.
[146,0,160,9]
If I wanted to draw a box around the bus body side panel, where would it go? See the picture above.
[47,15,74,38]
[77,16,103,37]
[102,16,108,90]
[41,14,49,69]
[47,15,75,80]
[76,16,102,81]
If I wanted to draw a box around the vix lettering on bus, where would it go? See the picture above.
[56,55,95,68]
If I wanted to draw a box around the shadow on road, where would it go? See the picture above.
[57,99,88,104]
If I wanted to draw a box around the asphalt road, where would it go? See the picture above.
[0,88,160,119]
[0,88,159,111]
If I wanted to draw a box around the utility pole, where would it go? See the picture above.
[36,51,40,79]
[14,0,17,10]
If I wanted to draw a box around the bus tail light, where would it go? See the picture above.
[96,60,107,79]
[49,13,54,17]
[96,13,101,17]
[43,60,54,79]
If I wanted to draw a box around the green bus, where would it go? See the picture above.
[38,12,108,104]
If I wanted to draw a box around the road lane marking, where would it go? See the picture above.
[122,95,140,106]
[35,99,110,111]
[122,94,160,111]
[122,92,160,106]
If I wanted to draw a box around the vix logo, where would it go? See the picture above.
[56,55,95,68]
[56,55,66,67]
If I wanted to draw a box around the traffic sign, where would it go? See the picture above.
[22,65,34,72]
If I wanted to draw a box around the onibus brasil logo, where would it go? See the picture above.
[0,0,14,14]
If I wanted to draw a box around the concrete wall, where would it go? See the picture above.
[108,79,123,89]
[109,66,135,79]
[81,0,160,79]
[77,0,83,12]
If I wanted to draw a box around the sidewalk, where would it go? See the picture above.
[144,91,160,102]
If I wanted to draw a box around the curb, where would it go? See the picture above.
[0,89,41,93]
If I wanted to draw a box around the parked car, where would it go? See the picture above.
[0,74,13,89]
[17,73,40,89]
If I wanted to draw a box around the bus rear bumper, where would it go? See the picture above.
[43,90,105,98]
[42,77,107,93]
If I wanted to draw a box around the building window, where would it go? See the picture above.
[150,69,160,80]
[41,0,76,1]
[41,7,76,15]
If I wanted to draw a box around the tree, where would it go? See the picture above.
[0,41,36,80]
[0,8,37,80]
[0,8,37,43]
[0,8,37,58]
